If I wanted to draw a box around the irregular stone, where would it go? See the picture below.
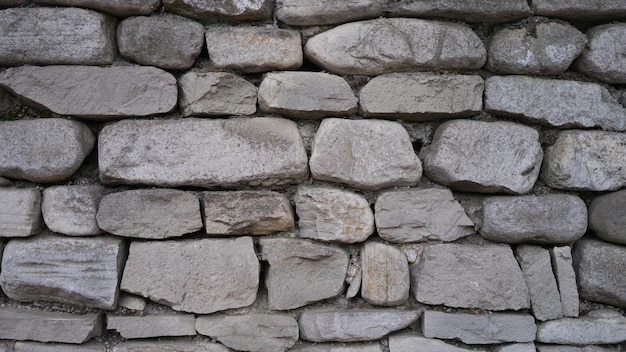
[421,120,542,194]
[359,73,483,120]
[388,334,485,352]
[99,117,308,188]
[0,119,94,183]
[163,0,272,20]
[361,242,409,306]
[588,189,626,244]
[259,238,349,310]
[295,186,374,243]
[291,343,382,352]
[541,130,626,191]
[375,188,474,243]
[493,343,536,352]
[0,88,15,115]
[389,0,532,22]
[304,18,486,75]
[310,118,421,190]
[121,237,259,314]
[0,66,177,119]
[484,76,626,131]
[0,0,25,7]
[118,293,146,311]
[299,309,419,342]
[0,235,125,309]
[533,0,626,20]
[96,189,202,239]
[537,309,626,344]
[276,0,385,25]
[536,345,615,352]
[551,246,580,317]
[112,341,230,352]
[0,8,115,65]
[14,342,105,352]
[206,26,302,73]
[346,267,361,299]
[0,188,41,238]
[178,72,257,117]
[33,0,159,16]
[480,195,588,244]
[42,185,105,236]
[411,243,530,310]
[117,15,204,70]
[196,314,299,352]
[516,245,563,321]
[106,314,196,339]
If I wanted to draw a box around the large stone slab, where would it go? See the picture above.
[389,0,532,22]
[106,314,196,339]
[304,18,486,75]
[536,346,614,352]
[310,118,421,190]
[99,117,308,188]
[14,342,105,352]
[551,246,580,317]
[0,188,41,238]
[421,120,542,194]
[163,0,272,20]
[42,185,105,236]
[112,341,230,352]
[178,72,257,117]
[276,0,385,25]
[534,0,626,20]
[588,189,626,244]
[575,24,626,83]
[291,344,382,352]
[388,335,485,352]
[33,0,159,16]
[361,242,409,306]
[516,245,563,321]
[537,309,626,344]
[0,119,94,183]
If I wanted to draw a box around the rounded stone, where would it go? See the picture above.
[588,189,626,244]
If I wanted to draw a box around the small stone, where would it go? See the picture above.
[588,189,626,244]
[389,0,532,22]
[42,185,105,236]
[276,0,385,25]
[551,246,580,317]
[118,293,146,311]
[291,344,382,352]
[361,242,409,306]
[106,314,196,339]
[163,0,272,20]
[493,343,537,352]
[516,245,563,321]
[0,188,41,238]
[14,341,105,352]
[178,72,257,117]
[112,341,230,352]
[346,267,361,299]
[534,0,626,20]
[33,0,159,16]
[388,334,486,352]
[537,309,626,344]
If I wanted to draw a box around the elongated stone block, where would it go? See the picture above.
[516,245,563,321]
[389,0,532,22]
[163,0,272,20]
[33,0,159,16]
[537,310,626,344]
[534,0,626,20]
[276,0,385,26]
[106,314,196,339]
[14,341,105,352]
[42,185,105,236]
[0,188,41,238]
[551,246,580,317]
[112,341,230,352]
[588,189,626,244]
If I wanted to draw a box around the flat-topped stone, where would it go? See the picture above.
[178,72,257,117]
[0,188,41,238]
[14,341,105,352]
[291,344,382,352]
[163,0,272,20]
[551,246,580,317]
[537,310,626,344]
[575,24,626,84]
[389,0,532,22]
[33,0,159,16]
[361,241,410,306]
[112,341,230,352]
[106,314,196,339]
[588,189,626,244]
[534,0,626,20]
[276,0,385,26]
[389,335,486,352]
[42,185,105,237]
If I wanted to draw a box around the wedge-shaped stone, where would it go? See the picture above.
[362,242,409,306]
[276,0,385,25]
[0,119,94,183]
[106,314,196,339]
[516,245,563,321]
[0,66,176,119]
[99,118,308,188]
[485,76,626,131]
[33,0,159,16]
[537,310,626,344]
[589,189,626,244]
[534,0,626,20]
[551,246,580,317]
[304,18,486,75]
[0,188,41,238]
[42,185,105,236]
[389,334,486,352]
[179,72,257,117]
[14,341,105,352]
[112,341,230,352]
[575,24,626,84]
[0,8,115,65]
[389,0,532,22]
[291,344,382,352]
[163,0,272,20]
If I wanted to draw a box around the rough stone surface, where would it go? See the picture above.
[536,346,615,352]
[163,0,272,20]
[33,0,159,16]
[0,188,41,238]
[534,0,626,20]
[0,0,25,7]
[42,185,105,236]
[276,0,385,25]
[359,73,483,120]
[537,309,626,344]
[14,342,105,352]
[310,118,422,190]
[0,66,177,119]
[389,0,532,22]
[361,242,410,306]
[259,238,349,310]
[121,237,259,314]
[178,72,257,117]
[0,119,94,183]
[484,76,626,131]
[375,188,474,243]
[421,120,543,194]
[106,314,196,339]
[576,24,626,83]
[291,344,382,352]
[551,246,580,317]
[99,117,308,188]
[96,189,203,239]
[388,335,485,352]
[493,343,536,352]
[304,18,486,75]
[295,186,374,243]
[112,341,230,352]
[516,245,563,321]
[0,88,15,115]
[117,294,146,311]
[588,189,626,244]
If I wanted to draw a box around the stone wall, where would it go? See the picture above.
[0,0,625,351]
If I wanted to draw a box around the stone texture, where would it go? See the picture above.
[163,0,272,20]
[388,335,485,352]
[493,344,536,352]
[389,0,532,22]
[310,118,421,190]
[304,18,486,76]
[259,238,349,310]
[536,346,615,352]
[96,189,203,239]
[0,66,177,119]
[291,344,382,352]
[551,246,580,317]
[411,244,529,310]
[42,185,105,236]
[277,1,385,26]
[178,72,257,117]
[99,117,308,188]
[0,8,115,65]
[534,0,626,20]
[295,186,374,243]
[14,342,105,352]
[0,119,94,183]
[0,88,15,115]
[576,24,626,83]
[361,242,409,306]
[421,120,542,194]
[0,188,41,238]
[117,294,146,311]
[588,189,626,244]
[106,314,196,339]
[112,341,230,352]
[484,76,626,131]
[0,0,25,6]
[516,245,563,321]
[33,0,159,17]
[537,309,626,344]
[375,188,474,243]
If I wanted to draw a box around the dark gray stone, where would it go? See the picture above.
[112,341,230,352]
[537,309,626,344]
[534,0,626,20]
[33,0,159,16]
[551,246,580,317]
[588,189,626,244]
[389,0,532,22]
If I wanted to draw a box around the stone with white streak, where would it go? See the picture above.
[551,246,580,317]
[33,0,159,16]
[276,0,385,25]
[178,72,257,117]
[0,188,41,238]
[106,314,196,339]
[163,0,272,20]
[112,341,230,352]
[42,185,105,236]
[537,309,626,344]
[388,334,486,352]
[516,245,563,321]
[361,242,410,306]
[389,0,532,22]
[14,342,105,352]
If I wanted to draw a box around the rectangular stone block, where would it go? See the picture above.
[112,341,230,352]
[391,0,532,22]
[534,0,626,20]
[35,0,160,18]
[106,314,196,339]
[14,341,105,352]
[0,188,41,237]
[42,185,105,236]
[551,246,580,317]
[516,245,563,321]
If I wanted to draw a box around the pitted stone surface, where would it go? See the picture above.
[106,314,196,339]
[0,188,41,238]
[276,0,385,26]
[361,242,409,306]
[589,189,626,244]
[389,0,532,22]
[179,72,257,117]
[34,0,160,17]
[576,24,626,83]
[291,344,382,352]
[537,310,626,344]
[551,246,580,317]
[389,335,486,352]
[163,0,272,20]
[112,341,230,352]
[14,342,105,352]
[42,185,105,236]
[534,0,626,20]
[516,245,563,321]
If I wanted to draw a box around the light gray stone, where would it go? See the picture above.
[276,0,385,25]
[389,0,532,22]
[106,314,196,339]
[361,242,409,306]
[290,344,382,352]
[42,185,105,236]
[375,188,474,243]
[118,293,146,311]
[536,345,615,352]
[0,66,177,119]
[493,343,536,352]
[196,314,299,352]
[259,238,349,310]
[96,189,202,239]
[551,246,580,317]
[537,309,626,344]
[588,189,626,244]
[163,0,272,20]
[0,188,41,238]
[421,120,543,194]
[310,118,422,190]
[534,0,626,20]
[516,245,563,321]
[389,334,486,352]
[484,76,626,131]
[112,341,231,352]
[33,0,159,16]
[0,119,94,183]
[14,342,104,352]
[304,18,486,76]
[99,117,308,188]
[179,72,257,117]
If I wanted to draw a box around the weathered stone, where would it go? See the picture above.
[206,26,302,73]
[42,185,105,236]
[291,344,382,352]
[375,188,474,243]
[588,189,626,244]
[112,341,230,352]
[0,8,115,65]
[196,314,299,352]
[118,293,146,311]
[178,72,257,117]
[163,0,272,20]
[541,130,626,191]
[480,195,588,244]
[484,76,626,131]
[534,0,626,20]
[516,245,563,321]
[259,238,349,310]
[310,118,421,190]
[33,0,159,16]
[411,244,529,310]
[0,236,125,309]
[304,18,486,75]
[389,0,532,22]
[99,117,308,188]
[551,246,580,317]
[106,314,196,339]
[96,189,202,239]
[277,0,385,25]
[299,309,419,342]
[421,120,542,194]
[0,88,15,115]
[0,119,94,183]
[537,309,626,344]
[493,343,536,352]
[0,188,41,238]
[0,66,177,119]
[361,242,409,306]
[258,72,357,119]
[536,345,615,352]
[422,310,537,344]
[346,267,361,299]
[359,73,483,120]
[295,186,374,243]
[118,15,204,70]
[14,342,104,352]
[388,334,485,352]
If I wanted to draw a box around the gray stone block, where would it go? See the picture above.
[534,0,626,20]
[551,246,580,317]
[0,188,41,238]
[493,343,536,352]
[536,345,615,352]
[14,342,104,352]
[179,72,257,117]
[276,0,385,26]
[389,0,532,22]
[361,242,409,306]
[389,334,486,352]
[33,0,159,16]
[588,189,626,244]
[112,341,230,352]
[106,314,196,339]
[42,185,105,237]
[291,344,382,352]
[163,0,272,20]
[516,245,563,321]
[537,309,626,344]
